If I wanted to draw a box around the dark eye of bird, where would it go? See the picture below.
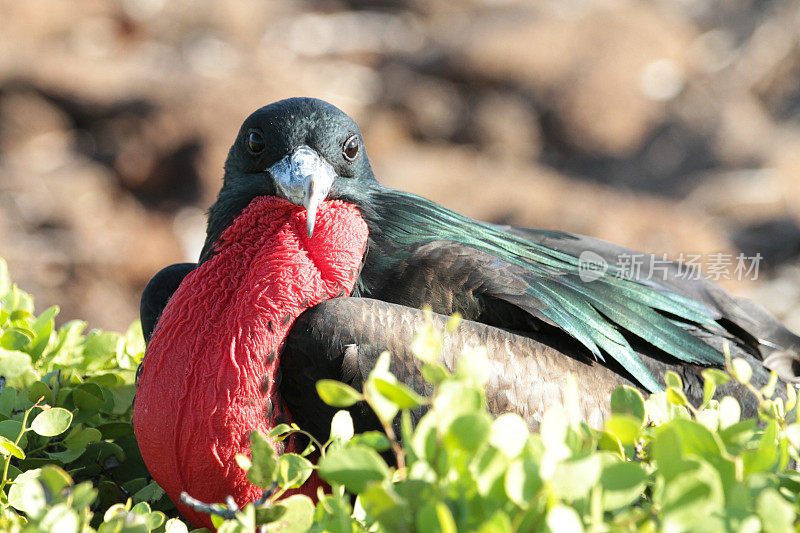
[248,130,265,153]
[343,135,360,161]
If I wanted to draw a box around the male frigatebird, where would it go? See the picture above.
[136,97,800,523]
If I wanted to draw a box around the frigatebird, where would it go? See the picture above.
[136,97,800,520]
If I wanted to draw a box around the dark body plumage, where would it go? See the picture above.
[140,97,800,443]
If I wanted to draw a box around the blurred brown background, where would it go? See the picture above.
[1,0,800,333]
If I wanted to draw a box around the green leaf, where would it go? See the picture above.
[433,381,482,425]
[455,346,492,387]
[63,425,102,450]
[445,412,491,452]
[719,418,756,448]
[72,382,105,410]
[731,358,752,384]
[761,371,778,398]
[318,445,391,493]
[133,480,166,504]
[417,501,458,533]
[660,462,724,532]
[756,488,794,533]
[786,383,797,412]
[47,448,86,464]
[489,413,529,458]
[600,460,648,510]
[610,386,646,426]
[603,414,641,445]
[255,502,289,527]
[411,412,438,462]
[411,322,443,364]
[51,320,86,360]
[97,422,134,440]
[359,484,411,531]
[145,511,167,530]
[0,348,33,380]
[8,468,47,518]
[365,376,399,424]
[0,328,32,350]
[666,387,689,407]
[71,481,97,510]
[38,465,73,495]
[653,426,687,482]
[277,453,314,489]
[84,331,122,360]
[702,379,716,407]
[743,420,779,475]
[40,503,80,533]
[670,418,724,460]
[0,435,25,459]
[267,423,292,438]
[316,379,363,407]
[421,362,449,385]
[330,410,354,442]
[472,446,511,496]
[0,384,16,415]
[351,431,391,452]
[552,454,602,500]
[702,368,731,387]
[696,409,719,432]
[29,305,58,361]
[504,456,543,508]
[31,407,73,436]
[264,495,315,532]
[248,430,277,488]
[596,431,624,457]
[164,519,189,533]
[0,419,27,448]
[373,376,428,409]
[718,396,741,429]
[545,505,583,533]
[664,371,683,390]
[124,320,146,357]
[27,380,53,404]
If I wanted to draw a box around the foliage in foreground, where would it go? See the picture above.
[2,257,800,532]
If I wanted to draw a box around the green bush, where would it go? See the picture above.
[1,257,800,532]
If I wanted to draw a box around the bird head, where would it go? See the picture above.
[202,98,378,261]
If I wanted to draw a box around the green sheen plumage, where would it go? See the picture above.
[372,188,725,392]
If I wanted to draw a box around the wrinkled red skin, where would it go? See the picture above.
[133,197,368,529]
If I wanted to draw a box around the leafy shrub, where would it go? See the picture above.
[0,259,179,531]
[1,257,800,532]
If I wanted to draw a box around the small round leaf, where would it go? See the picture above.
[610,386,646,426]
[31,407,72,436]
[731,358,752,384]
[0,436,25,459]
[373,377,428,409]
[316,380,363,407]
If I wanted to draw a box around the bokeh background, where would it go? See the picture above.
[2,0,800,333]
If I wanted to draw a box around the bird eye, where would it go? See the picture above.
[343,135,360,161]
[248,130,265,153]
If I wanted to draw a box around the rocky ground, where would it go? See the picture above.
[1,0,800,333]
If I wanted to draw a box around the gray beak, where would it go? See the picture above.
[267,145,337,237]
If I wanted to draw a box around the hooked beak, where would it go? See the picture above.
[267,145,336,237]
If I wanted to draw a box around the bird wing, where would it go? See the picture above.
[367,189,742,392]
[281,297,632,439]
[140,263,196,343]
[281,298,775,443]
[500,226,800,376]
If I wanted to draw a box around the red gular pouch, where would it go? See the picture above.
[132,196,368,529]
